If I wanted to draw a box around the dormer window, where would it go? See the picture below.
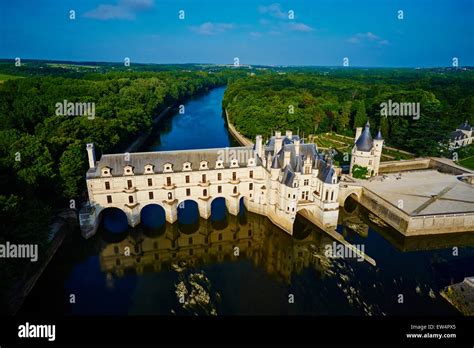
[144,164,154,174]
[230,159,239,168]
[163,163,173,173]
[183,162,192,171]
[200,161,208,170]
[101,166,112,177]
[247,158,255,166]
[215,160,224,168]
[124,165,134,176]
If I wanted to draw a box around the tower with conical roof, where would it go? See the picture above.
[350,121,384,178]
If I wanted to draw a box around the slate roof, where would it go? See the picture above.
[87,146,257,178]
[458,121,472,131]
[451,130,468,141]
[355,122,374,152]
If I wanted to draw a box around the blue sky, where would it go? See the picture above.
[0,0,473,67]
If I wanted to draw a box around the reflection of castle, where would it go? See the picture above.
[99,212,334,284]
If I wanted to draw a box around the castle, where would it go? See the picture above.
[449,120,474,150]
[349,121,384,178]
[82,130,340,237]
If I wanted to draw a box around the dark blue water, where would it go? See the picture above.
[20,87,474,316]
[147,87,238,151]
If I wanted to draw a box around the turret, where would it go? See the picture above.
[86,143,96,169]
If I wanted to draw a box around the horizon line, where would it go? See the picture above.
[0,57,472,70]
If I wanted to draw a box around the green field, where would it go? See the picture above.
[0,73,23,82]
[458,156,474,170]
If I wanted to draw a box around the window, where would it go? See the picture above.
[147,178,152,187]
[202,174,206,183]
[166,177,171,186]
[149,192,154,199]
[168,192,172,200]
[127,180,132,189]
[128,196,134,204]
[218,233,222,241]
[331,191,334,201]
[369,160,372,165]
[105,181,110,190]
[232,172,237,181]
[325,191,328,201]
[188,237,192,244]
[107,195,112,203]
[186,188,191,196]
[114,246,119,254]
[186,175,190,183]
[249,170,253,178]
[218,173,222,181]
[249,183,253,190]
[104,170,109,175]
[218,186,222,193]
[233,186,237,194]
[304,179,309,186]
[203,189,207,197]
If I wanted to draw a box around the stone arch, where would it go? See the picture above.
[343,193,360,214]
[140,203,166,231]
[99,207,129,235]
[177,199,200,234]
[210,197,228,230]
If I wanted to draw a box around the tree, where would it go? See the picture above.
[352,164,369,179]
[354,100,367,128]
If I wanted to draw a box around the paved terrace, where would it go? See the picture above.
[362,170,474,216]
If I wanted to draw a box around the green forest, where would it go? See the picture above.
[0,61,246,299]
[223,68,474,157]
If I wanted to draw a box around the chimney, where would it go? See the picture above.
[283,149,291,167]
[86,143,96,169]
[355,127,362,143]
[255,135,263,159]
[294,139,300,156]
[274,131,283,154]
[285,130,293,139]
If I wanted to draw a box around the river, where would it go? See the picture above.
[19,86,474,315]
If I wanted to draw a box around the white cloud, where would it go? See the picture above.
[348,32,389,45]
[84,0,153,20]
[190,22,235,35]
[288,22,314,32]
[259,3,286,18]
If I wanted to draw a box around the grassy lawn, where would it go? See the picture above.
[457,156,474,170]
[0,73,23,83]
[311,132,414,161]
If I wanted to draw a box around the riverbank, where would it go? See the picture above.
[224,109,254,147]
[5,209,77,314]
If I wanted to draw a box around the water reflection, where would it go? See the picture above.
[99,206,334,285]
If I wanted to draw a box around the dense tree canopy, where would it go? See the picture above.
[223,69,474,156]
